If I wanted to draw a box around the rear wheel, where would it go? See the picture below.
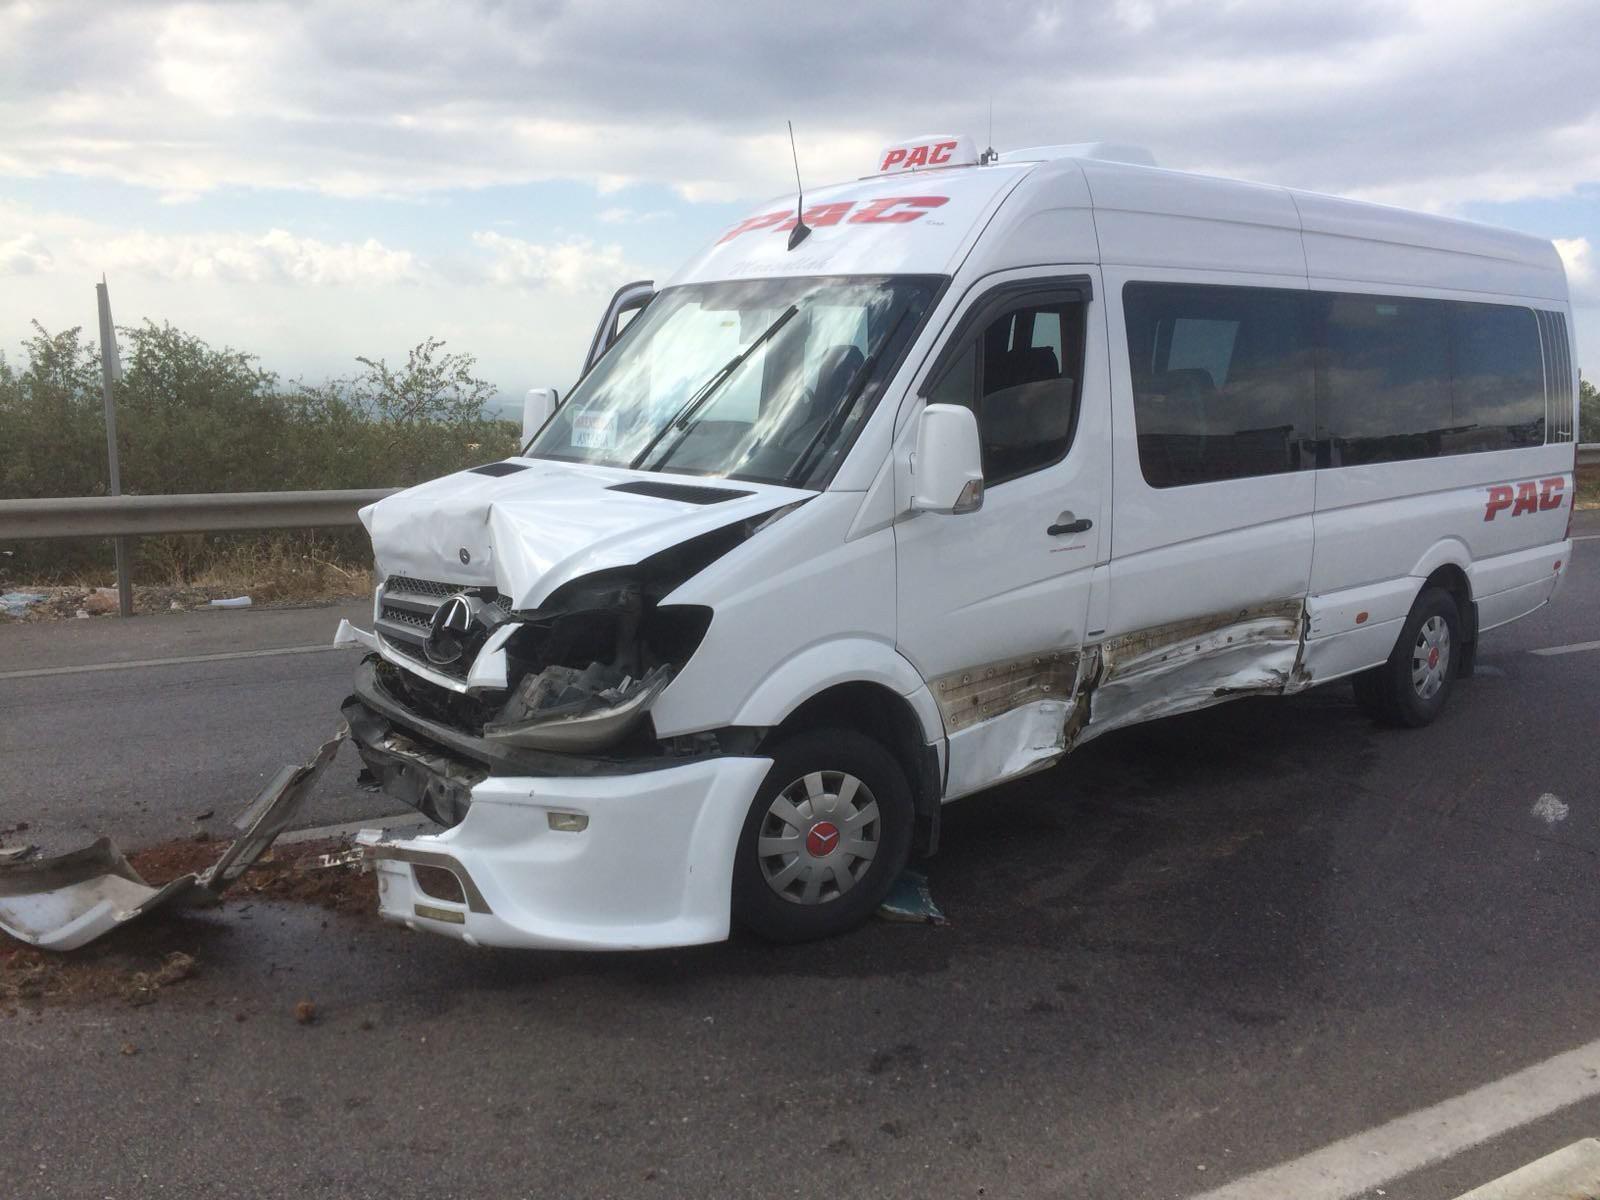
[732,728,913,943]
[1352,587,1461,728]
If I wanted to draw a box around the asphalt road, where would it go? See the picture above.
[2,518,1598,1200]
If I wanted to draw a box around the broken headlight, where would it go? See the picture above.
[482,661,674,753]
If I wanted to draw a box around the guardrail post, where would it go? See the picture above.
[95,278,133,618]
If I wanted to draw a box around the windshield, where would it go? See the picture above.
[528,275,943,487]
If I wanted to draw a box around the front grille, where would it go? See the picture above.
[376,576,513,681]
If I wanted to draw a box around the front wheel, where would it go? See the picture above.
[1352,586,1461,728]
[732,729,914,943]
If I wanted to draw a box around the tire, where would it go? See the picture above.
[1352,587,1461,728]
[732,728,914,944]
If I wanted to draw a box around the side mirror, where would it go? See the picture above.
[911,403,984,514]
[522,387,560,444]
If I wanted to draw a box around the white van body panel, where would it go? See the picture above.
[650,490,941,741]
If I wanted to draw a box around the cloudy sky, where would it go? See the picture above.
[1,0,1596,401]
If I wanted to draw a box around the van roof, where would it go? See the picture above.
[668,143,1567,304]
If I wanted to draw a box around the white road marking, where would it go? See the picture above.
[1529,639,1600,657]
[0,642,354,681]
[1573,533,1600,542]
[1187,1036,1600,1200]
[1531,793,1569,824]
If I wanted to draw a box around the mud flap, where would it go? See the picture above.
[0,725,347,951]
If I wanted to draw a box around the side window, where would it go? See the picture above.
[1123,283,1313,488]
[1449,302,1545,451]
[927,298,1087,484]
[1320,294,1452,466]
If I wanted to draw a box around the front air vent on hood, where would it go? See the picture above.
[606,480,753,505]
[469,462,530,477]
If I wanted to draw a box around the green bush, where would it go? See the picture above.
[1581,378,1598,444]
[0,321,521,582]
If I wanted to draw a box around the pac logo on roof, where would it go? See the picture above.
[874,134,978,175]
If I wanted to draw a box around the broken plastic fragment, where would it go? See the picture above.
[0,725,347,951]
[876,869,948,926]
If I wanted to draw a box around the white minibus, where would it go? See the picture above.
[338,135,1578,948]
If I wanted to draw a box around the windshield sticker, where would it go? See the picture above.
[570,410,617,450]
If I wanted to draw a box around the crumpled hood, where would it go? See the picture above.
[360,459,806,611]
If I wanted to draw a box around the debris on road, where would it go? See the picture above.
[876,870,948,926]
[294,998,316,1025]
[208,595,253,608]
[0,726,347,951]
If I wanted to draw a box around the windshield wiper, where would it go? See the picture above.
[630,304,799,471]
[784,308,910,485]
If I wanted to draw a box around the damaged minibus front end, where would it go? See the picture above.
[338,464,808,949]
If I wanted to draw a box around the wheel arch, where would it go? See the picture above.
[761,680,944,856]
[1417,561,1478,675]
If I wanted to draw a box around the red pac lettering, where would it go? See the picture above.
[716,211,789,244]
[905,145,929,168]
[928,140,957,165]
[879,148,907,171]
[1538,477,1565,511]
[1484,485,1514,521]
[1512,481,1539,516]
[777,201,855,232]
[847,195,950,225]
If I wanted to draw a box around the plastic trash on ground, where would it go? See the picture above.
[876,869,948,925]
[0,591,48,618]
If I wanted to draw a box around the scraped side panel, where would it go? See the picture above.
[1076,599,1309,744]
[937,601,1310,801]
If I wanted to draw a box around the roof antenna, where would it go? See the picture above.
[786,120,811,250]
[980,97,998,165]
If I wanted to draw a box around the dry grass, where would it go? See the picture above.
[2,533,372,621]
[1577,462,1599,511]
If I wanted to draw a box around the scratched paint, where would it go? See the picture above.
[938,601,1311,799]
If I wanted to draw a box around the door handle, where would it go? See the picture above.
[1048,517,1093,536]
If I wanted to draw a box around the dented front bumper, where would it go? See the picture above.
[358,757,770,950]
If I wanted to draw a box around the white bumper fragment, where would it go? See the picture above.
[359,756,771,950]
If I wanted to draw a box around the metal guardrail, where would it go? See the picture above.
[1579,444,1600,468]
[0,488,398,541]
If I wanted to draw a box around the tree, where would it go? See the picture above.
[1580,376,1598,444]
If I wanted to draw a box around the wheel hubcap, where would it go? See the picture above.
[757,771,879,905]
[1411,615,1450,700]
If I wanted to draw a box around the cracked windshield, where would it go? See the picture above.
[529,275,941,486]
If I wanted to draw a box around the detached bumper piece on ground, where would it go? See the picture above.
[0,727,347,951]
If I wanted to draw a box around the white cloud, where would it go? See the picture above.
[597,207,670,225]
[78,227,419,287]
[470,232,631,292]
[0,0,1593,210]
[0,233,54,275]
[1555,237,1594,297]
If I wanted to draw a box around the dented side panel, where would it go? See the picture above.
[936,601,1311,800]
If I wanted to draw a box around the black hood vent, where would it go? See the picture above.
[607,480,753,505]
[469,461,529,477]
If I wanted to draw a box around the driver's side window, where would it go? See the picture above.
[927,297,1087,485]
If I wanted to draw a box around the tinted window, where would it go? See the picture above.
[929,299,1086,484]
[1123,283,1313,487]
[1320,294,1452,465]
[1448,303,1545,451]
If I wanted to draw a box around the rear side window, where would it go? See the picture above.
[1320,294,1453,465]
[1123,283,1314,487]
[1448,303,1545,451]
[927,298,1087,485]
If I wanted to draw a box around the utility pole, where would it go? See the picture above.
[95,277,132,618]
